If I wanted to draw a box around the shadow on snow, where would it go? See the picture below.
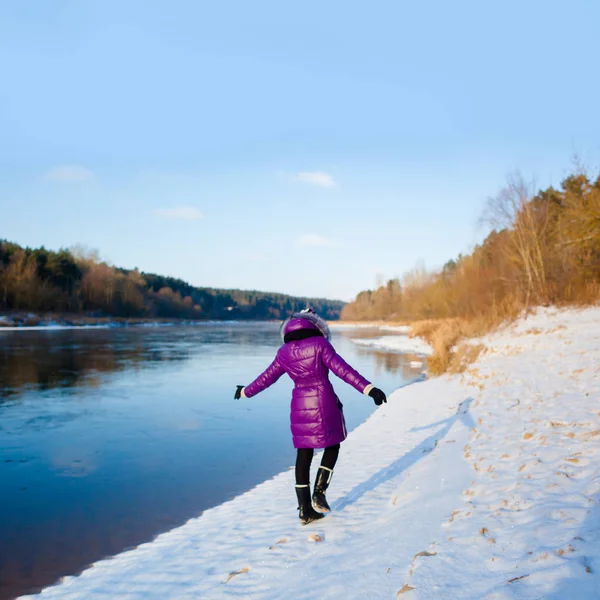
[333,397,475,512]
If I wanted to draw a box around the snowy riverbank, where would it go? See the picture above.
[20,307,600,599]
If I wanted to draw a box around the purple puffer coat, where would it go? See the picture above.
[243,316,373,449]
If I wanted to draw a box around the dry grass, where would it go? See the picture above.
[223,567,250,584]
[556,281,600,306]
[448,343,486,374]
[409,314,502,375]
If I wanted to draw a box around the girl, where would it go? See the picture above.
[235,309,387,524]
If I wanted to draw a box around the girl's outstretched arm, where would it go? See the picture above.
[241,355,285,398]
[320,339,373,395]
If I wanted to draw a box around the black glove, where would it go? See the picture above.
[234,385,245,400]
[369,387,387,406]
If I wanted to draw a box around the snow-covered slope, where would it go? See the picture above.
[20,307,600,599]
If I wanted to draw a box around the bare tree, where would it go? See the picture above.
[482,172,551,313]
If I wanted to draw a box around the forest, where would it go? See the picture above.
[0,243,344,321]
[342,170,600,323]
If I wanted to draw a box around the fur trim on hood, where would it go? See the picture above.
[280,309,331,342]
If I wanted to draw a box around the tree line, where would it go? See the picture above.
[0,243,344,320]
[342,169,600,322]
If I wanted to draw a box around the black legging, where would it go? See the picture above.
[295,444,340,486]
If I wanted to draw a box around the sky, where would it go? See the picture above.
[1,0,599,302]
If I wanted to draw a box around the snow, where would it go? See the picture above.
[329,322,381,329]
[19,307,600,599]
[352,334,433,356]
[381,325,412,334]
[330,322,411,334]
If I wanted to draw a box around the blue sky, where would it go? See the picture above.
[1,0,599,301]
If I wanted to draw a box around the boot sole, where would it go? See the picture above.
[300,515,325,525]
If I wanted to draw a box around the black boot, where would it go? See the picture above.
[295,485,324,525]
[312,466,333,512]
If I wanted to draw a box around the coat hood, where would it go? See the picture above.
[280,309,331,342]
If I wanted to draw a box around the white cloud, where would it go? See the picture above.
[153,206,204,220]
[295,234,337,247]
[45,165,95,182]
[293,171,338,188]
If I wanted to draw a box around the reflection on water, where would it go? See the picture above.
[0,327,276,401]
[0,325,424,600]
[360,349,425,380]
